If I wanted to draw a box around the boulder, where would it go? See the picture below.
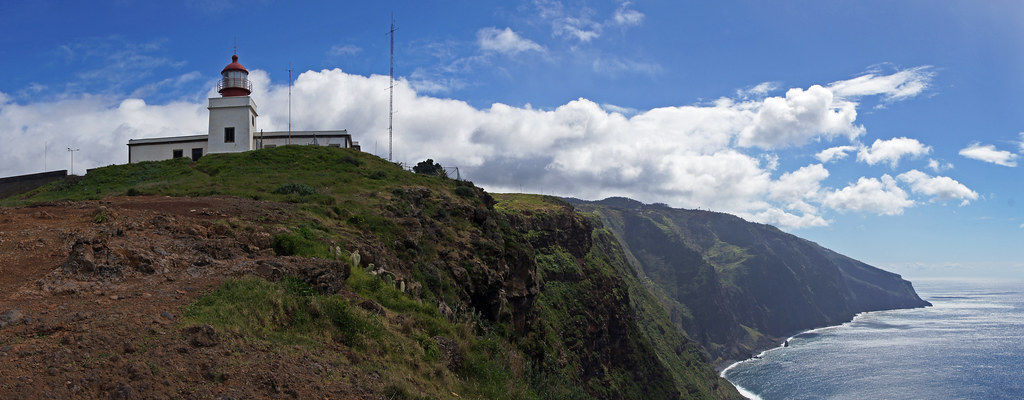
[254,257,350,294]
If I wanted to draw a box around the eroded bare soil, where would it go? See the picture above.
[0,196,377,399]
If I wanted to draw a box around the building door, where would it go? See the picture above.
[191,148,203,161]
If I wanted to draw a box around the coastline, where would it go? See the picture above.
[717,310,878,400]
[717,298,932,371]
[715,279,1024,400]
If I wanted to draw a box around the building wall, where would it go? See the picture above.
[0,170,68,199]
[129,133,354,164]
[255,134,352,149]
[207,96,257,154]
[129,140,208,163]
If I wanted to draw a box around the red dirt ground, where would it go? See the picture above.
[0,196,380,399]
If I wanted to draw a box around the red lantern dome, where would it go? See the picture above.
[217,54,252,97]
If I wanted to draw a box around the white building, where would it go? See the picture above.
[128,54,359,163]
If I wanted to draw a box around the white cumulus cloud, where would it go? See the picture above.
[856,137,931,167]
[927,158,953,172]
[823,175,914,215]
[816,145,858,163]
[736,85,863,149]
[477,27,544,55]
[959,143,1018,167]
[897,169,978,206]
[0,66,947,229]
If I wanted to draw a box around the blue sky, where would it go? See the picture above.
[1,0,1022,278]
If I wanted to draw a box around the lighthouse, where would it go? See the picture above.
[207,54,258,155]
[127,52,358,164]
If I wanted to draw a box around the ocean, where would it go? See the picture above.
[721,278,1024,400]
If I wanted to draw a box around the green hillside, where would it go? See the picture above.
[6,146,741,399]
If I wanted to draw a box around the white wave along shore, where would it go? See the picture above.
[719,312,872,400]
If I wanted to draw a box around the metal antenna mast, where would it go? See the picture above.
[287,63,293,145]
[388,14,397,161]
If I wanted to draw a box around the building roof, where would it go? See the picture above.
[127,134,208,146]
[127,131,351,146]
[222,54,248,73]
[258,130,349,137]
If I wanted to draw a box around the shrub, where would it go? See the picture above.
[126,187,142,196]
[272,226,331,258]
[272,182,317,196]
[413,159,447,177]
[323,300,362,345]
[368,170,387,180]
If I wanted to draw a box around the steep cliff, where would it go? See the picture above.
[569,197,930,365]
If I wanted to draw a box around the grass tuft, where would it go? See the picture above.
[272,225,332,258]
[183,276,381,346]
[272,182,318,196]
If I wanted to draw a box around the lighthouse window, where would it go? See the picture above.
[224,127,235,143]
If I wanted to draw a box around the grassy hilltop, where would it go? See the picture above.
[3,146,740,399]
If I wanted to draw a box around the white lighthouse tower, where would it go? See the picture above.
[207,54,258,154]
[126,52,359,164]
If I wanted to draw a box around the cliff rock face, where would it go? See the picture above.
[570,197,930,364]
[498,195,739,399]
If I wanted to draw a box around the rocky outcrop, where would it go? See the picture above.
[253,258,350,294]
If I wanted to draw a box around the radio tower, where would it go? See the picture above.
[388,14,397,161]
[287,63,293,145]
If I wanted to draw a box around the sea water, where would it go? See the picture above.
[722,278,1024,400]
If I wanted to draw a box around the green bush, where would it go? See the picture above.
[272,226,331,258]
[323,300,362,345]
[413,159,446,177]
[272,182,317,196]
